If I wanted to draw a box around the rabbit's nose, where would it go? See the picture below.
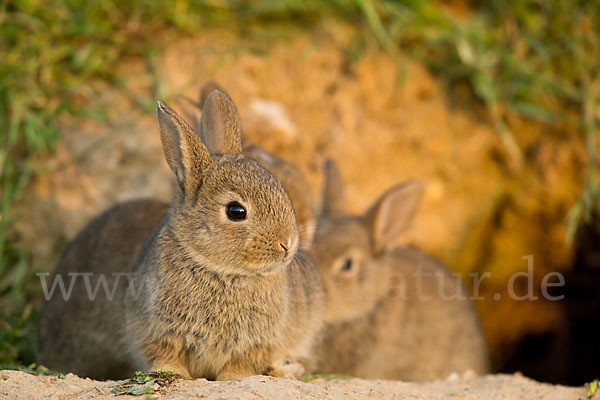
[279,236,297,255]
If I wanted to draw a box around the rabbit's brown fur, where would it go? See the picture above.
[312,159,489,380]
[38,92,324,380]
[242,143,316,248]
[38,199,168,379]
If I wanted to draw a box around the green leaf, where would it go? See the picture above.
[589,379,599,398]
[111,370,182,396]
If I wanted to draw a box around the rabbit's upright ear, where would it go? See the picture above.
[156,101,213,194]
[199,90,243,155]
[193,81,227,134]
[198,81,226,110]
[363,180,425,253]
[321,158,346,215]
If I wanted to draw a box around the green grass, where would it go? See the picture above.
[0,363,66,378]
[111,370,184,396]
[1,0,598,367]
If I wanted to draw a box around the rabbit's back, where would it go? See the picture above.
[38,199,168,379]
[366,247,489,379]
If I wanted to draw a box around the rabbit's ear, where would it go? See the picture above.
[156,101,212,194]
[363,180,425,253]
[199,90,243,155]
[171,94,202,135]
[244,143,278,167]
[198,81,226,110]
[322,158,346,215]
[194,81,227,134]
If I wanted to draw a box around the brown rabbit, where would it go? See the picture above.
[38,92,324,381]
[311,159,489,380]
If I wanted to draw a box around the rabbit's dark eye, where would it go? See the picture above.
[226,202,247,221]
[341,258,353,272]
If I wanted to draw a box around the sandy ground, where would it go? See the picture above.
[0,370,593,400]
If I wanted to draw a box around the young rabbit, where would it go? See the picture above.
[39,92,324,380]
[312,159,489,380]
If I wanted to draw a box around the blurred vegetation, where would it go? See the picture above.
[0,0,598,366]
[111,370,184,396]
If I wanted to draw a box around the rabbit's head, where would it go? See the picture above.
[156,91,299,276]
[196,81,317,249]
[311,159,425,323]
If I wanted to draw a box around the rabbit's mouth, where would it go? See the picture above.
[242,245,300,275]
[183,244,295,276]
[239,234,299,273]
[253,250,298,274]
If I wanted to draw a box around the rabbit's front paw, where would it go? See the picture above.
[265,359,305,379]
[216,369,255,381]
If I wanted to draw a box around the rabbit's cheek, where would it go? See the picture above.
[243,242,269,264]
[237,235,278,271]
[219,222,243,239]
